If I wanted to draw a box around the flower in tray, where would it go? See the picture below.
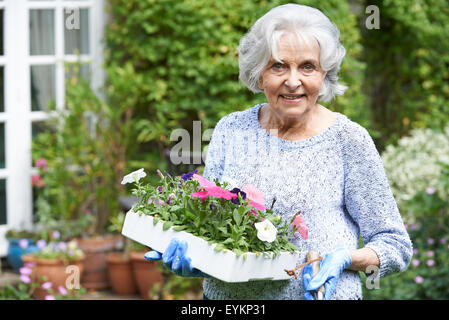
[127,168,307,256]
[191,186,238,201]
[181,169,198,182]
[230,188,246,205]
[255,219,278,243]
[290,213,309,240]
[121,168,146,185]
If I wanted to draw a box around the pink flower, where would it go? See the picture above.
[31,175,45,187]
[20,275,31,284]
[412,259,420,267]
[413,248,418,255]
[440,238,447,244]
[45,295,56,300]
[35,158,48,171]
[58,286,68,296]
[42,282,52,290]
[248,200,267,211]
[426,259,435,267]
[427,238,435,245]
[426,187,436,195]
[414,276,424,284]
[410,224,418,230]
[242,184,265,206]
[192,174,217,189]
[426,250,434,257]
[290,215,309,240]
[191,186,237,201]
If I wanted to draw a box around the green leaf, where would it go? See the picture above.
[172,225,186,232]
[163,221,173,231]
[233,208,241,225]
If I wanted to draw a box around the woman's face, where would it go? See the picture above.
[259,33,326,120]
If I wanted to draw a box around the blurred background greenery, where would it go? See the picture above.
[25,0,449,299]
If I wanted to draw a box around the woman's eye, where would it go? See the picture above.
[272,62,284,70]
[302,64,315,73]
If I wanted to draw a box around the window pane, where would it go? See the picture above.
[64,8,89,55]
[30,9,55,55]
[0,179,6,225]
[0,9,4,55]
[31,65,56,111]
[0,66,4,112]
[32,121,55,140]
[0,123,4,168]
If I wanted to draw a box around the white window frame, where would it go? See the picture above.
[0,0,106,256]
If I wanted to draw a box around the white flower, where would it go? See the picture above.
[121,168,146,185]
[255,219,277,243]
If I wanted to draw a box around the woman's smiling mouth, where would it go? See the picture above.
[280,94,306,101]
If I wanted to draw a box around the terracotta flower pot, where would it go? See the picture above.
[129,251,164,300]
[22,254,84,300]
[75,235,122,290]
[106,252,138,295]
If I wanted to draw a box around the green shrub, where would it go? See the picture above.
[104,0,368,172]
[361,0,449,149]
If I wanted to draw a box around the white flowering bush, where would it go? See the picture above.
[381,126,449,213]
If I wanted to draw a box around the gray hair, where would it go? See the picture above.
[238,4,347,102]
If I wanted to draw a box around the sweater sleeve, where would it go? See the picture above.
[202,117,227,182]
[342,124,413,278]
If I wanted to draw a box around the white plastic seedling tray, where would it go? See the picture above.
[122,209,301,283]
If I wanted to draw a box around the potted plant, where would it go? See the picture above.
[121,168,308,283]
[106,212,164,299]
[21,237,86,300]
[5,229,41,273]
[105,212,138,296]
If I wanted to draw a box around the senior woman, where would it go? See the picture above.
[145,4,413,300]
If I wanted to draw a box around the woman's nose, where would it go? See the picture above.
[284,70,302,89]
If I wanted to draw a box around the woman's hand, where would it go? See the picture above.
[302,248,352,300]
[144,238,210,278]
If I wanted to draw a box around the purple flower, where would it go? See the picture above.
[413,248,418,255]
[20,267,33,276]
[52,230,60,240]
[412,259,420,267]
[157,186,163,192]
[426,250,434,257]
[57,242,67,251]
[37,239,47,250]
[427,259,435,267]
[45,295,55,300]
[426,187,436,195]
[18,239,28,249]
[230,188,247,205]
[414,276,424,284]
[410,224,418,230]
[440,238,447,244]
[209,203,217,211]
[427,238,435,245]
[181,169,198,182]
[42,282,52,290]
[20,275,31,284]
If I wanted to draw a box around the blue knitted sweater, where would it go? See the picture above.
[202,103,413,300]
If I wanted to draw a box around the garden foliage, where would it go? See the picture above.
[105,0,367,171]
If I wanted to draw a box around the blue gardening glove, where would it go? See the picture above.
[302,248,352,300]
[144,238,210,278]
